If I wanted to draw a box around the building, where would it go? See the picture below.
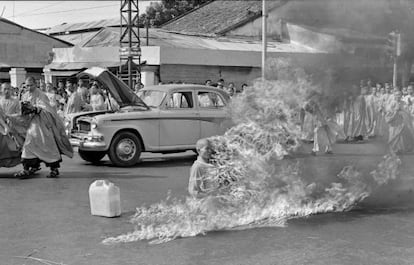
[0,17,72,87]
[44,0,414,88]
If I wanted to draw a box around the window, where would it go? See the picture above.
[137,90,166,107]
[166,92,193,108]
[197,92,225,108]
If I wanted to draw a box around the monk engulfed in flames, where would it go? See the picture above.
[103,59,402,245]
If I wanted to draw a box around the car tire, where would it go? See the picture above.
[78,150,106,164]
[108,131,142,167]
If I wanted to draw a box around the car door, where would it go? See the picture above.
[159,90,201,146]
[196,90,229,138]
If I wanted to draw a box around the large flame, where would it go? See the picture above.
[103,58,401,245]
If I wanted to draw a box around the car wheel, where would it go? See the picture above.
[108,131,142,167]
[78,150,106,164]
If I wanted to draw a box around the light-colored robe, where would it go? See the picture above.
[0,97,20,115]
[90,94,107,111]
[365,94,377,136]
[65,91,84,114]
[385,99,414,153]
[301,109,316,142]
[21,88,73,163]
[351,95,367,137]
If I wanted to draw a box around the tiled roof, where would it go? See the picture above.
[162,0,286,36]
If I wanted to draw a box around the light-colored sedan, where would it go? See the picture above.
[69,67,232,167]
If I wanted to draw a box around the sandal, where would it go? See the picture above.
[28,167,41,174]
[14,170,33,179]
[46,168,60,178]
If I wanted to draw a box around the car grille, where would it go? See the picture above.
[77,120,91,133]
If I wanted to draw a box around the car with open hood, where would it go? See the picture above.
[68,67,232,167]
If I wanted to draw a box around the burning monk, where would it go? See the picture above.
[385,90,414,154]
[14,77,73,179]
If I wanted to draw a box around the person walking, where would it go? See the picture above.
[14,77,73,179]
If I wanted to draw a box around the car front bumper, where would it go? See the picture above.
[70,133,107,151]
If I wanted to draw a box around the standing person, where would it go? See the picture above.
[300,104,316,143]
[365,85,378,138]
[351,86,368,141]
[375,86,389,138]
[343,90,354,141]
[0,83,20,115]
[402,84,414,112]
[88,84,107,111]
[385,90,414,153]
[77,79,89,103]
[224,82,235,97]
[57,80,68,102]
[45,82,59,110]
[216,78,225,90]
[14,77,73,179]
[0,108,23,168]
[304,100,337,155]
[65,80,88,114]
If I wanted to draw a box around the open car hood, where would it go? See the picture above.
[77,67,148,109]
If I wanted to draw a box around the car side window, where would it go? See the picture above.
[197,92,225,108]
[166,92,193,109]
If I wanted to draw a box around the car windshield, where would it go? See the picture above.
[137,90,166,107]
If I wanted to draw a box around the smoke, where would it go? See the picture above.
[102,58,401,245]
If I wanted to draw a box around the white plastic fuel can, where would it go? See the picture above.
[89,180,121,217]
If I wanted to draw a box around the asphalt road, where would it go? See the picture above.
[0,142,413,265]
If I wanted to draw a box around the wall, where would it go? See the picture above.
[159,64,260,88]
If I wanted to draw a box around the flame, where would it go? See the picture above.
[103,59,401,245]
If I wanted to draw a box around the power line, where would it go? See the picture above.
[6,4,118,18]
[12,2,64,17]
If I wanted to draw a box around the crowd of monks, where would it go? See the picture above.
[301,80,414,154]
[0,78,118,121]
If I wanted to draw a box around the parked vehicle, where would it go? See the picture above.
[68,67,232,167]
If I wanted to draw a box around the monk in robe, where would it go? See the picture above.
[365,86,378,137]
[14,77,73,179]
[351,87,368,141]
[385,90,414,153]
[0,108,23,168]
[0,83,20,115]
[87,84,107,111]
[304,100,340,155]
[300,106,316,143]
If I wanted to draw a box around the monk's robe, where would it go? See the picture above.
[0,96,20,115]
[21,88,73,163]
[385,99,414,153]
[365,93,377,137]
[351,95,367,138]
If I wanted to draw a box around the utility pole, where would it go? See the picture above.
[119,0,141,89]
[390,31,401,88]
[262,0,267,80]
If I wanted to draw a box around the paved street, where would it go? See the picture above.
[1,142,414,265]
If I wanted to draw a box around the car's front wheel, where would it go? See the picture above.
[108,131,142,167]
[78,150,106,164]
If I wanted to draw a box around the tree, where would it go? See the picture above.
[138,0,211,27]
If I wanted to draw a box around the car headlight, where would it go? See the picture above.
[91,122,98,129]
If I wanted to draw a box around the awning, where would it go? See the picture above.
[44,61,123,70]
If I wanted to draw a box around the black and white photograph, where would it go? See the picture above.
[0,0,414,264]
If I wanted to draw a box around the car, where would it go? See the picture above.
[68,67,232,167]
